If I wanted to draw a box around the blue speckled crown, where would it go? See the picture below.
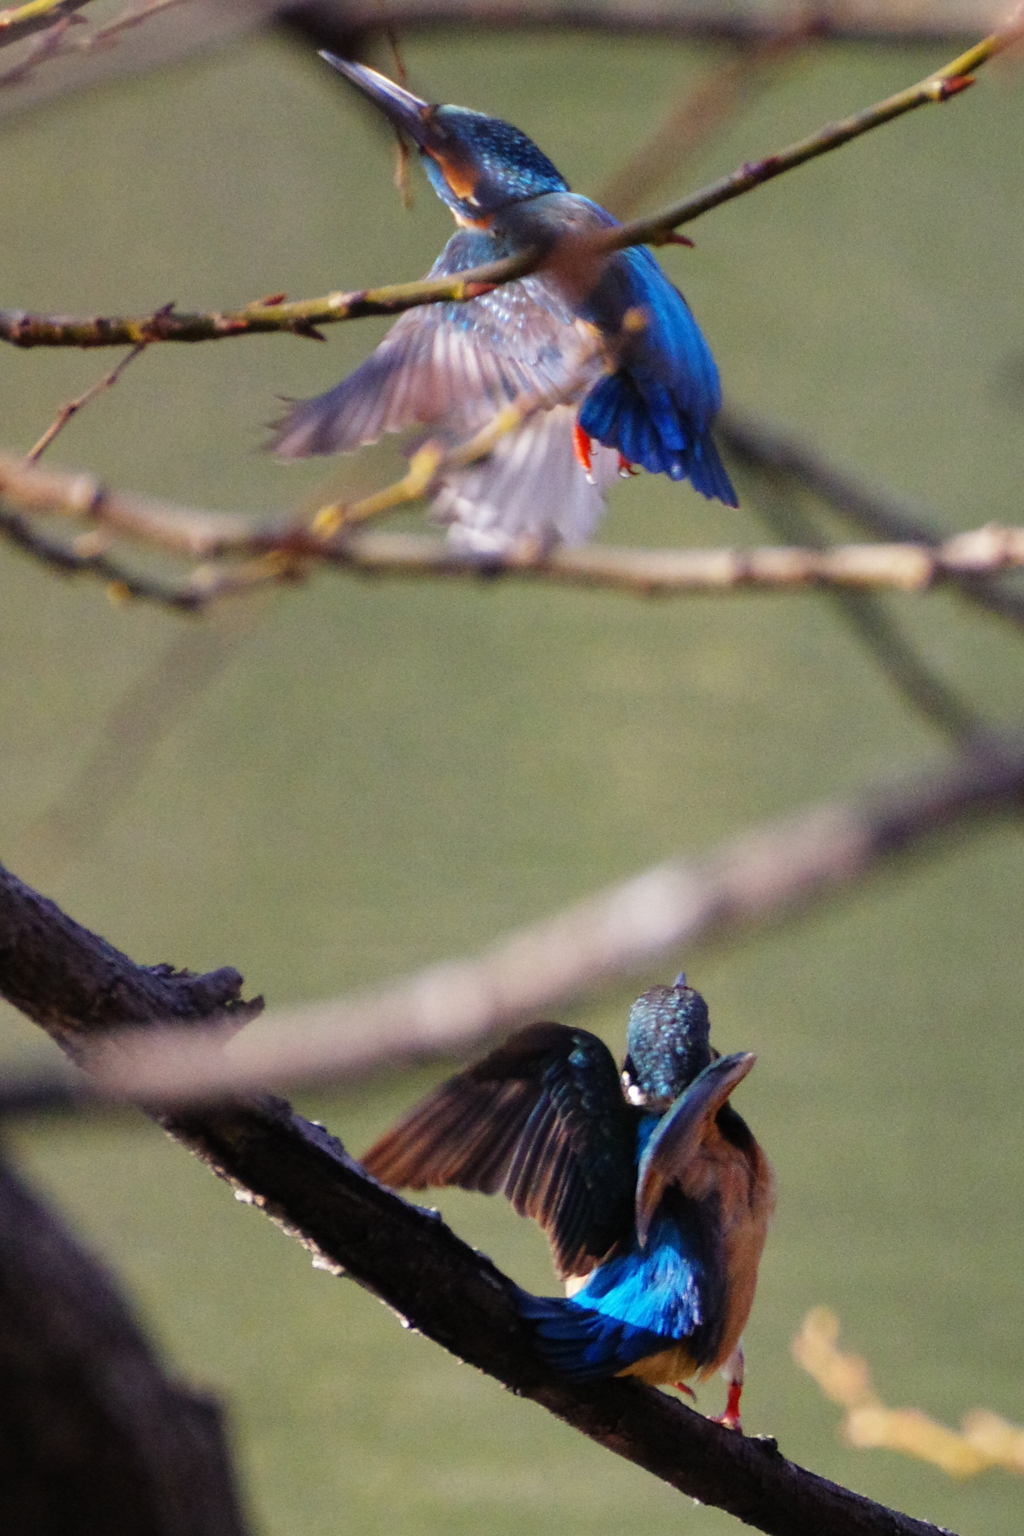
[623,976,712,1106]
[420,106,569,217]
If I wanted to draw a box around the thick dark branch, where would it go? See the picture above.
[0,1147,249,1536]
[0,859,957,1536]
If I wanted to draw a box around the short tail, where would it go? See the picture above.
[514,1286,665,1382]
[578,372,737,506]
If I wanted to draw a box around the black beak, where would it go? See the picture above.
[320,54,435,147]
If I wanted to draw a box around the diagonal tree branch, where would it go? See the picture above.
[0,731,1021,1114]
[0,856,961,1536]
[720,409,1024,632]
[0,26,1012,349]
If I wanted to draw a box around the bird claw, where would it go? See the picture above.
[673,1382,697,1402]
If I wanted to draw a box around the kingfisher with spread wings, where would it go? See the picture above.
[271,57,737,553]
[361,977,773,1428]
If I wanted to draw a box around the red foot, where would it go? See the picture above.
[673,1382,697,1402]
[573,421,595,481]
[617,454,639,478]
[710,1378,743,1432]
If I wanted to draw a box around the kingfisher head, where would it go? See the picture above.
[621,974,713,1111]
[321,54,569,225]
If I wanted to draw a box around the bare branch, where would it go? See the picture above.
[8,453,1024,610]
[26,343,148,462]
[0,858,962,1536]
[0,0,90,48]
[720,410,1024,632]
[1,26,1012,348]
[0,733,1014,1110]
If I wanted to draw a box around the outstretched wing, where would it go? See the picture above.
[362,1023,638,1278]
[270,231,604,458]
[433,402,621,552]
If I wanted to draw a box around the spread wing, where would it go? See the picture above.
[361,1023,638,1278]
[433,402,621,552]
[269,231,604,458]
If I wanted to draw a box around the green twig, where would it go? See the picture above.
[0,28,1013,348]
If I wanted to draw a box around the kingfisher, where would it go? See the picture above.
[270,56,737,552]
[361,976,774,1427]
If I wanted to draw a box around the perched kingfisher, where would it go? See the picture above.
[270,56,737,552]
[361,976,774,1426]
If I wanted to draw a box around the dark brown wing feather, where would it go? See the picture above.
[361,1022,637,1279]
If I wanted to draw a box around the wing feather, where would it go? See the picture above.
[269,230,603,461]
[361,1022,637,1278]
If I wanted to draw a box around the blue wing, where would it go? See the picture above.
[567,201,737,504]
[361,1023,638,1278]
[269,230,603,457]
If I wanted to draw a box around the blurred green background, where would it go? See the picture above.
[1,22,1023,1535]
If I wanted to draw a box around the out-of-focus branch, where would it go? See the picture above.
[720,410,1024,631]
[0,733,1016,1110]
[0,859,963,1536]
[794,1309,1024,1479]
[596,29,813,220]
[736,455,988,745]
[0,1147,251,1536]
[7,452,1024,609]
[1,26,1011,348]
[0,0,90,47]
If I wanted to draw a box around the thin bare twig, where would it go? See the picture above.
[0,28,1012,349]
[26,343,147,461]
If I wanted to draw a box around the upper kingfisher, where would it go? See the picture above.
[270,56,738,553]
[361,976,774,1427]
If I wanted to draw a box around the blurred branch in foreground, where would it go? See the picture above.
[0,1145,250,1535]
[720,411,1024,632]
[0,0,92,48]
[7,450,1024,609]
[794,1308,1024,1479]
[595,27,813,219]
[0,26,1010,348]
[0,862,965,1536]
[736,452,989,746]
[1,731,1022,1111]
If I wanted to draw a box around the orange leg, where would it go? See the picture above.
[710,1346,744,1432]
[572,421,594,482]
[711,1377,743,1432]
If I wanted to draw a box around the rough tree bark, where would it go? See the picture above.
[0,857,960,1536]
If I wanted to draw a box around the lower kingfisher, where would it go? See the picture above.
[270,56,738,553]
[361,977,774,1427]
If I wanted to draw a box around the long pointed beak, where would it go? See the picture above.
[320,53,434,145]
[634,1052,757,1248]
